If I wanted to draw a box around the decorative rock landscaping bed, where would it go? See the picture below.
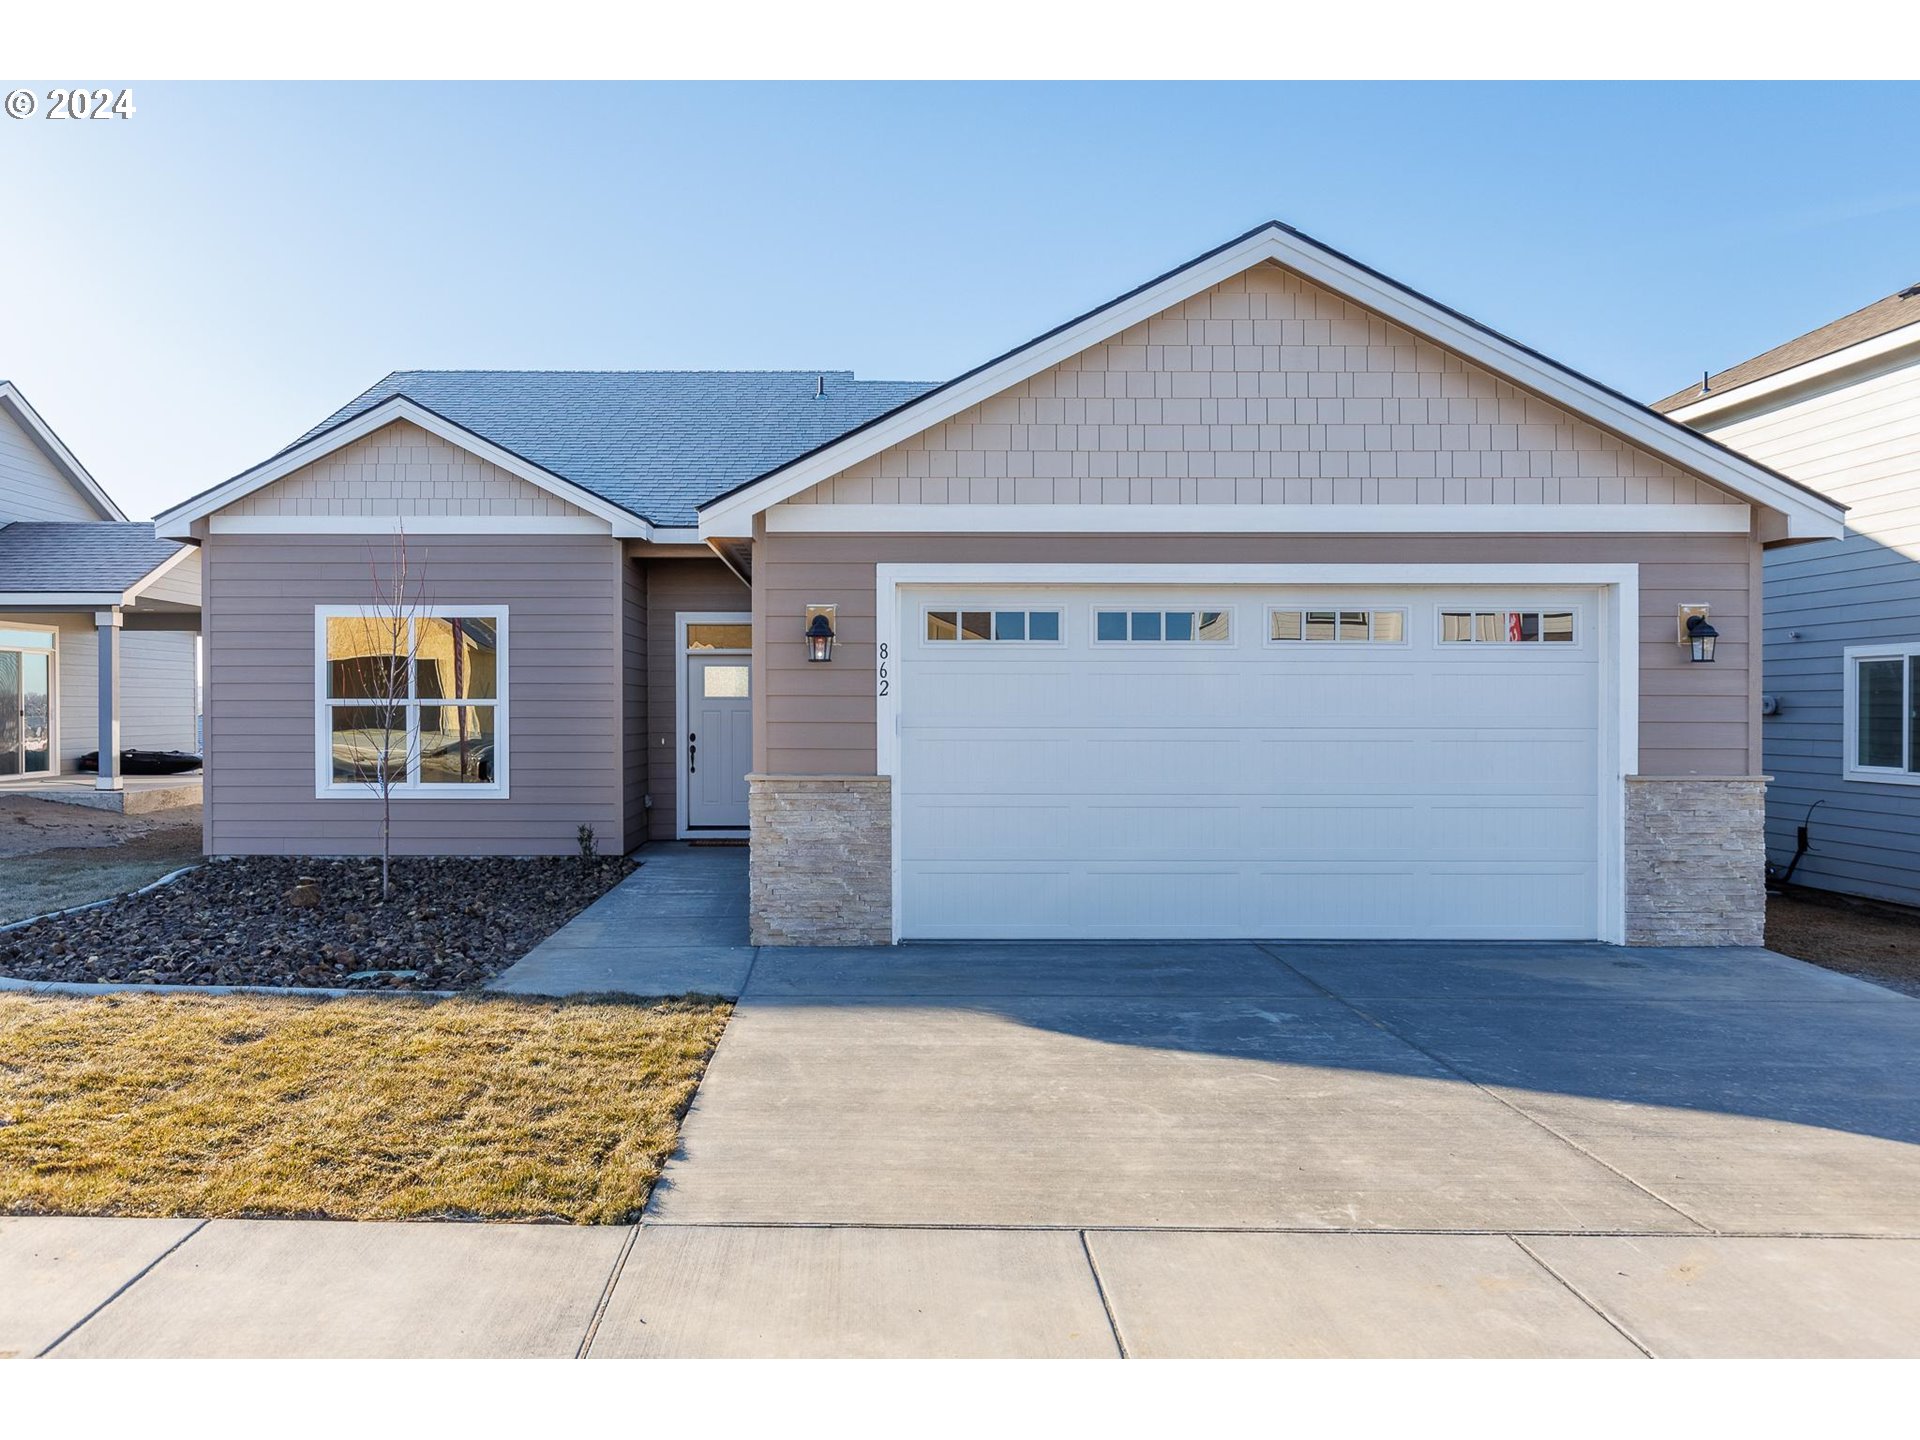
[0,854,635,991]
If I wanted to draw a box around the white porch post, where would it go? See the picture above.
[95,607,121,791]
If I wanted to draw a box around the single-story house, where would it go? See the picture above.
[1655,282,1920,907]
[153,222,1845,946]
[0,382,201,802]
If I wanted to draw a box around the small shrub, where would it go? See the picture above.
[577,824,598,861]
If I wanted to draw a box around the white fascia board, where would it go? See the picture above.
[766,502,1750,535]
[1666,321,1920,428]
[0,592,128,607]
[699,226,1844,541]
[122,543,199,602]
[152,396,653,541]
[0,382,125,521]
[208,514,611,536]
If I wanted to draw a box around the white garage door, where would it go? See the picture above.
[896,586,1603,940]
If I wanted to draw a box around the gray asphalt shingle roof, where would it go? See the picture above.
[293,371,941,527]
[1652,283,1920,413]
[0,522,185,594]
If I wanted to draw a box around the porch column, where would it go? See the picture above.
[95,607,121,791]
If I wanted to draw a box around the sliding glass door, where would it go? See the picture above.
[0,627,56,778]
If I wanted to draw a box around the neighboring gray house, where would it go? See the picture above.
[0,382,202,804]
[1656,284,1920,907]
[155,223,1845,946]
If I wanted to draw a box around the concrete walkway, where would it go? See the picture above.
[487,843,754,997]
[8,848,1919,1357]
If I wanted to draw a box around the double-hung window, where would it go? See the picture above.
[1845,644,1920,785]
[316,606,507,797]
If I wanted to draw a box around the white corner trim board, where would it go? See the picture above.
[154,395,658,542]
[697,225,1845,541]
[872,562,1639,946]
[766,503,1751,535]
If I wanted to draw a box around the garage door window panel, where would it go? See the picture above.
[1269,608,1406,644]
[925,609,1062,643]
[1440,610,1577,644]
[1093,609,1231,644]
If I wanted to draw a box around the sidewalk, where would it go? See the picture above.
[7,1214,1918,1358]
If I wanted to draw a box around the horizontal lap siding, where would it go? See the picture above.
[643,558,750,839]
[754,531,1758,778]
[0,410,98,521]
[202,533,624,857]
[1705,360,1920,905]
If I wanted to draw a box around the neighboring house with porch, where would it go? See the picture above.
[0,382,202,809]
[1655,283,1920,907]
[154,222,1844,947]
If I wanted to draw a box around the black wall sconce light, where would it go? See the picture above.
[805,604,837,662]
[1679,604,1718,663]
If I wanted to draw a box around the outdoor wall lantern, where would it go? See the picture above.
[805,604,837,662]
[1679,605,1718,663]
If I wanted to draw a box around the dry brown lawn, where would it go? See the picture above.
[0,992,730,1224]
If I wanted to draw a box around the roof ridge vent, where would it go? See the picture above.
[815,374,825,398]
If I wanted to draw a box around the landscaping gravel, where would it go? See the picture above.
[0,854,635,991]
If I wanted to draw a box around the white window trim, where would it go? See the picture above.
[920,605,1068,646]
[313,604,509,801]
[675,611,753,839]
[1090,604,1238,646]
[1265,605,1412,647]
[875,564,1639,946]
[1843,642,1920,786]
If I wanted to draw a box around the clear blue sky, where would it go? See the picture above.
[1,81,1914,520]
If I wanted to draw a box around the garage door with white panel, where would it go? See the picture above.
[894,586,1607,941]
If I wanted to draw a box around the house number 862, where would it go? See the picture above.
[877,642,889,697]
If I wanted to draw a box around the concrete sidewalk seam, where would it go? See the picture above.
[575,1224,641,1359]
[1509,1235,1656,1359]
[1078,1231,1129,1359]
[1251,941,1715,1236]
[36,1218,208,1358]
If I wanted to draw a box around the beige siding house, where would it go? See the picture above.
[1656,283,1920,906]
[0,383,201,806]
[155,223,1845,946]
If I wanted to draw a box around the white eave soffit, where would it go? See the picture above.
[150,395,656,541]
[697,225,1845,542]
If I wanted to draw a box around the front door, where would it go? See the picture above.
[687,653,752,829]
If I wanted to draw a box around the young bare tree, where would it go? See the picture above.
[348,528,426,901]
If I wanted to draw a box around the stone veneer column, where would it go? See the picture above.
[1624,776,1769,946]
[748,774,891,945]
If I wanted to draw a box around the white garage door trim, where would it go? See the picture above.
[875,563,1640,945]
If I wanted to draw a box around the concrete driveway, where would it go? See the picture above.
[618,935,1920,1355]
[649,938,1920,1233]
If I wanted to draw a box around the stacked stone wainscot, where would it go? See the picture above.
[748,775,891,945]
[1625,775,1769,946]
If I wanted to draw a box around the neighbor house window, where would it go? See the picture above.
[1440,611,1575,643]
[1093,609,1231,643]
[1269,609,1406,643]
[925,609,1062,642]
[316,606,506,797]
[1846,644,1920,785]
